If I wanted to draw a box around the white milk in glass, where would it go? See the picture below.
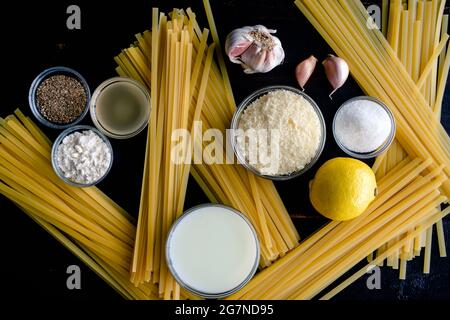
[166,205,259,298]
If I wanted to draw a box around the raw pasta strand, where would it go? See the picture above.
[117,7,300,278]
[0,113,163,299]
[320,207,450,300]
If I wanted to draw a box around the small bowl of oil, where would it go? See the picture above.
[90,77,151,139]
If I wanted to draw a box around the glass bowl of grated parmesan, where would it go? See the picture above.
[51,125,114,187]
[231,85,326,181]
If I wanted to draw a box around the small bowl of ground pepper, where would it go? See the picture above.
[29,66,91,129]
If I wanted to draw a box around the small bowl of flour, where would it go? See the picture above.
[51,125,113,187]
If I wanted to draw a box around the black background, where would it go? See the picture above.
[0,0,448,300]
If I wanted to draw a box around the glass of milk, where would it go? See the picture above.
[166,204,260,299]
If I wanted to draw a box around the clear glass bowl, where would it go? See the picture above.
[51,125,113,188]
[166,204,260,299]
[29,66,91,129]
[332,96,396,159]
[89,77,151,139]
[230,85,327,181]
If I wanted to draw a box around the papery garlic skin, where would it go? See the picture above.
[225,25,285,74]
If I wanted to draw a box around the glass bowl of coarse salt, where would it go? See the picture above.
[230,85,326,181]
[332,96,396,159]
[51,125,113,187]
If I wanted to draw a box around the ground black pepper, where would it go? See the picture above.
[36,74,87,124]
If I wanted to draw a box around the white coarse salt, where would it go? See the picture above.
[56,130,112,184]
[334,99,392,153]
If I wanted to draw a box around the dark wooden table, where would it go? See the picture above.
[0,0,448,300]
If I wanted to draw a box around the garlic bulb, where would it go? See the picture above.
[225,25,285,74]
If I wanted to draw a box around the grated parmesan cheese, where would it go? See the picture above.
[236,89,322,176]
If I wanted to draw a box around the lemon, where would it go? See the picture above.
[309,158,377,221]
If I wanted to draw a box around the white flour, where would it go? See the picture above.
[56,130,112,184]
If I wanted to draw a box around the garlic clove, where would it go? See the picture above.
[227,40,253,60]
[270,37,285,63]
[323,54,349,99]
[252,36,284,73]
[240,43,267,74]
[295,55,318,91]
[225,27,254,63]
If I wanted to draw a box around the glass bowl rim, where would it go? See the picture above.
[89,76,151,139]
[51,125,114,188]
[165,203,261,299]
[28,66,91,129]
[332,96,397,159]
[230,85,327,181]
